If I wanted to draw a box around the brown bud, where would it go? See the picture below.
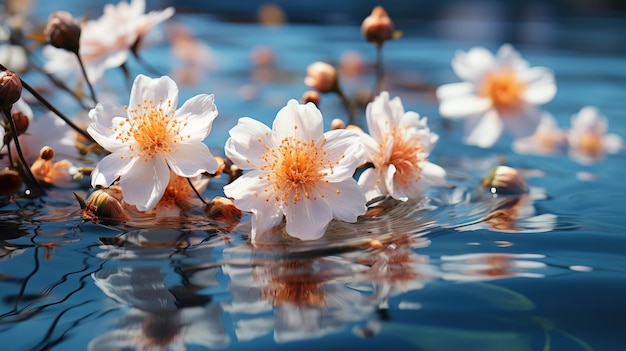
[302,90,321,106]
[204,196,242,231]
[304,61,338,93]
[0,168,22,196]
[44,11,81,54]
[361,6,394,45]
[39,146,55,161]
[81,186,130,224]
[11,111,29,135]
[481,166,528,196]
[0,70,22,107]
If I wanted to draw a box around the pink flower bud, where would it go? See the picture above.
[361,6,394,45]
[304,61,338,93]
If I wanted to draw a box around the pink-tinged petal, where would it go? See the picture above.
[436,82,475,100]
[501,104,542,138]
[452,47,496,82]
[358,167,387,201]
[366,92,394,141]
[129,74,179,112]
[385,164,407,201]
[439,95,491,118]
[283,195,332,240]
[464,110,504,148]
[88,104,126,152]
[388,93,406,126]
[90,151,135,187]
[520,67,556,105]
[273,100,322,142]
[176,94,218,141]
[315,180,366,222]
[166,142,218,177]
[496,44,529,71]
[119,155,170,211]
[225,117,273,170]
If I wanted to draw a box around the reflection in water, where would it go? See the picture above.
[440,253,546,282]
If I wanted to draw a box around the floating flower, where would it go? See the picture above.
[512,112,565,155]
[87,74,218,211]
[223,99,366,242]
[30,146,75,186]
[43,0,174,83]
[358,92,446,202]
[567,106,623,164]
[437,44,556,148]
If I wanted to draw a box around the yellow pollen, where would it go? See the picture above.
[480,71,526,112]
[379,126,423,187]
[113,99,188,159]
[259,129,339,205]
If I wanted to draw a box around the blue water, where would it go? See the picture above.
[2,1,626,350]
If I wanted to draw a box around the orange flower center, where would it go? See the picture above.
[577,132,603,157]
[378,127,423,187]
[480,71,525,111]
[113,99,189,159]
[159,175,194,206]
[258,126,340,205]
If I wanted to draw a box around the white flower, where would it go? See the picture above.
[43,0,174,83]
[0,44,28,72]
[87,74,218,211]
[358,92,446,202]
[223,99,367,242]
[568,106,623,164]
[437,44,556,148]
[512,112,565,155]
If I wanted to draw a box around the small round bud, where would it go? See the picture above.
[361,6,394,45]
[330,118,345,130]
[0,70,22,107]
[304,61,338,93]
[301,90,321,106]
[44,11,81,54]
[39,146,55,161]
[204,196,242,231]
[0,169,23,196]
[81,186,130,224]
[481,166,528,196]
[11,111,29,135]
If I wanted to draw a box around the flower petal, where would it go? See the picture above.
[273,100,322,142]
[129,74,179,112]
[464,110,504,148]
[225,117,272,170]
[283,195,332,241]
[176,94,218,141]
[436,82,475,100]
[358,167,387,201]
[520,67,556,105]
[90,151,135,187]
[501,104,542,138]
[452,47,496,82]
[321,129,363,181]
[88,104,126,152]
[315,179,366,222]
[119,155,170,211]
[166,142,218,177]
[439,95,491,118]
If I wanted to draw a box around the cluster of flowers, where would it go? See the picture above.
[0,1,621,244]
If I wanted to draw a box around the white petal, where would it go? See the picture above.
[283,196,332,240]
[129,74,179,112]
[436,82,475,100]
[464,110,504,148]
[358,167,387,201]
[521,67,556,105]
[316,180,366,222]
[365,91,394,141]
[321,129,363,181]
[604,134,623,154]
[175,94,218,141]
[225,117,273,170]
[439,95,491,118]
[385,164,407,201]
[452,47,495,82]
[273,100,322,142]
[119,155,170,211]
[223,171,276,213]
[167,142,218,176]
[501,104,542,138]
[87,104,126,152]
[496,44,528,71]
[90,152,134,187]
[400,162,448,198]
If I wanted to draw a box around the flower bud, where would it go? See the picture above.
[204,196,242,231]
[301,90,320,106]
[11,110,29,135]
[44,11,81,54]
[79,186,130,224]
[0,168,22,196]
[0,70,22,107]
[39,146,55,161]
[304,61,338,93]
[330,118,345,130]
[481,165,528,196]
[361,6,394,45]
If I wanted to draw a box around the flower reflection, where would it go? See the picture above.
[441,253,546,281]
[90,266,229,350]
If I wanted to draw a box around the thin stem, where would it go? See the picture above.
[2,106,46,196]
[75,53,99,105]
[335,87,355,125]
[371,43,384,100]
[0,64,97,145]
[187,177,209,206]
[27,61,93,111]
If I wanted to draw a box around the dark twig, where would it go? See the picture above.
[75,53,99,104]
[187,177,209,206]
